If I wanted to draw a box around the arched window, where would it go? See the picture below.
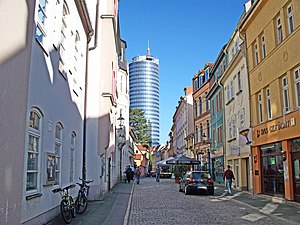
[26,108,43,193]
[55,122,63,185]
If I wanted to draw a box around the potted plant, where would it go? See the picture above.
[173,164,188,183]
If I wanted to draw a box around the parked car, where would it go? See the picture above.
[179,171,214,195]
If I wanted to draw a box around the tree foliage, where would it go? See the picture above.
[129,108,151,145]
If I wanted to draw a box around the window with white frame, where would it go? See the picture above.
[230,80,234,99]
[282,76,290,113]
[266,88,272,119]
[277,16,283,44]
[258,92,263,123]
[254,41,259,66]
[212,128,216,145]
[35,0,47,45]
[232,116,237,138]
[228,119,233,139]
[226,84,230,102]
[237,71,242,92]
[54,123,63,185]
[239,109,245,129]
[295,67,300,107]
[26,109,42,193]
[70,132,76,182]
[287,3,294,34]
[60,2,70,65]
[261,35,266,59]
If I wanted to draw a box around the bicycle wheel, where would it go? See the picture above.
[70,196,76,218]
[75,193,88,214]
[60,199,72,224]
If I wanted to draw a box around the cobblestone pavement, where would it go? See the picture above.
[127,177,300,225]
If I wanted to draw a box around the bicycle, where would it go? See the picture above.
[75,177,94,214]
[52,184,76,224]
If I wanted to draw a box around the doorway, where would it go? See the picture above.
[292,151,300,202]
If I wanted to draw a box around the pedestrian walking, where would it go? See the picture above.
[125,165,132,183]
[135,166,141,184]
[156,166,161,182]
[223,165,235,195]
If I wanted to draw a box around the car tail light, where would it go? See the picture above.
[187,178,196,183]
[208,178,214,184]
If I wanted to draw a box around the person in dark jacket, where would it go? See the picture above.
[223,165,235,195]
[125,165,132,183]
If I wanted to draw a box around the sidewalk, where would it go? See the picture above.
[46,181,134,225]
[213,183,300,224]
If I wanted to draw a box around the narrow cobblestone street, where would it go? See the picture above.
[127,177,300,225]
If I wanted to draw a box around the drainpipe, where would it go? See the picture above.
[239,29,255,195]
[217,77,226,181]
[83,0,99,180]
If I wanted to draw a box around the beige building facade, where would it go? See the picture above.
[241,0,300,201]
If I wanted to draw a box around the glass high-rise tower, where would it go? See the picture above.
[129,47,160,146]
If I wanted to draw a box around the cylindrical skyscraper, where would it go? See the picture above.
[129,47,160,146]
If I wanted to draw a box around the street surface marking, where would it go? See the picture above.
[241,213,266,222]
[259,203,278,215]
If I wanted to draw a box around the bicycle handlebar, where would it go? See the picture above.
[52,184,76,193]
[79,177,94,184]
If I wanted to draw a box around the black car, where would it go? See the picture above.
[179,171,214,195]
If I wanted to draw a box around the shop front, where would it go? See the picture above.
[292,138,300,203]
[252,111,300,201]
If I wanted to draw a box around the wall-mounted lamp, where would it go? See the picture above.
[117,113,125,128]
[281,151,287,161]
[253,154,257,164]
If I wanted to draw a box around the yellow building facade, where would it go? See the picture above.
[241,0,300,202]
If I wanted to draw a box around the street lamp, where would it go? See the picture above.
[117,112,126,181]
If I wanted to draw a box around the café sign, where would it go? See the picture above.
[256,118,295,138]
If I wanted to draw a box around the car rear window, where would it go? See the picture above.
[192,172,211,179]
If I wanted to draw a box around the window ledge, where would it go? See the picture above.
[26,193,42,200]
[227,137,237,143]
[226,97,234,106]
[236,89,242,95]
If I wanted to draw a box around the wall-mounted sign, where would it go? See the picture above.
[256,118,296,138]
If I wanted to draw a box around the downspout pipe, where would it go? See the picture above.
[83,0,99,180]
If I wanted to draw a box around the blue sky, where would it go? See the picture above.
[119,0,248,144]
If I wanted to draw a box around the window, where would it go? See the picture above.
[195,102,198,117]
[200,124,203,141]
[282,76,290,113]
[211,99,215,116]
[207,121,210,140]
[232,116,236,138]
[228,119,233,139]
[216,92,222,111]
[230,80,234,99]
[70,132,76,182]
[26,109,42,193]
[261,35,266,59]
[54,123,63,185]
[212,128,216,145]
[60,2,70,65]
[35,0,47,45]
[277,16,283,44]
[266,88,272,119]
[217,125,223,144]
[287,3,294,34]
[226,84,230,102]
[258,92,263,123]
[254,41,259,66]
[239,109,245,129]
[295,67,300,107]
[195,126,198,143]
[237,71,242,92]
[205,69,210,81]
[206,98,209,112]
[199,98,202,115]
